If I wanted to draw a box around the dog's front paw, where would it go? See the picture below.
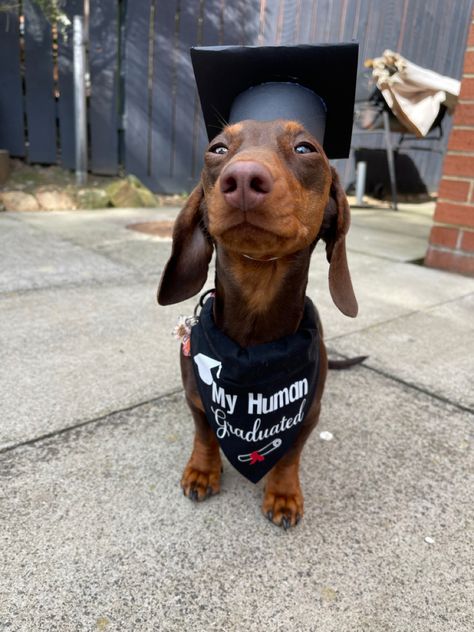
[181,464,221,502]
[262,473,304,529]
[262,490,303,529]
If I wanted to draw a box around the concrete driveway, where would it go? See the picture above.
[1,203,473,631]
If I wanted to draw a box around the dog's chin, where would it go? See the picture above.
[216,221,307,259]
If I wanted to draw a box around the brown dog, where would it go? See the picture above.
[158,119,358,529]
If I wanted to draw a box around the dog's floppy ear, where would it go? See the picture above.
[158,184,213,305]
[318,167,358,317]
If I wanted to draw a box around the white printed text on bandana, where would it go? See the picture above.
[190,298,320,483]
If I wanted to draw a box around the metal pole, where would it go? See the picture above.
[382,110,398,210]
[73,15,87,186]
[355,161,367,206]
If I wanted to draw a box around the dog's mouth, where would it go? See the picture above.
[213,211,301,236]
[216,219,308,259]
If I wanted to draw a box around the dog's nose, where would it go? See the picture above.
[220,161,273,211]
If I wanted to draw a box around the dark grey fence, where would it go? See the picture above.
[0,0,472,193]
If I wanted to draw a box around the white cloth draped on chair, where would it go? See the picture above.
[369,50,461,137]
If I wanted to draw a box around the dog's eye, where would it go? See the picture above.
[209,143,229,155]
[294,142,317,154]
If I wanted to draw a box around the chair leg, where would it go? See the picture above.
[383,111,398,210]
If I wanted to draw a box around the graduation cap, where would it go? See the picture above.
[191,43,359,159]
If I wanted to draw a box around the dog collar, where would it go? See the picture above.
[242,253,280,262]
[190,296,320,483]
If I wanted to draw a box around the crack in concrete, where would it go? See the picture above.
[329,352,474,415]
[0,387,183,456]
[0,274,156,298]
[1,353,472,460]
[345,247,424,262]
[327,290,474,342]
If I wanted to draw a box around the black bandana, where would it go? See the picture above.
[190,297,320,483]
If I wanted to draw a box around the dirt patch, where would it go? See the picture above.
[127,220,175,238]
[0,159,187,211]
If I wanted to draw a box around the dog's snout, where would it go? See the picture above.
[220,161,273,211]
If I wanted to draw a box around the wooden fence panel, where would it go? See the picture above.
[202,0,224,45]
[444,1,474,78]
[323,0,345,43]
[89,0,120,174]
[194,0,227,162]
[296,0,316,44]
[57,0,83,169]
[278,0,301,46]
[150,0,179,193]
[350,0,371,63]
[23,0,57,164]
[0,2,25,157]
[240,0,262,45]
[310,0,329,42]
[172,2,202,190]
[259,0,281,44]
[379,0,404,52]
[221,0,247,44]
[123,0,153,187]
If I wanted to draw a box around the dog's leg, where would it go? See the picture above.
[262,403,321,529]
[181,399,222,501]
[180,354,222,501]
[262,341,327,529]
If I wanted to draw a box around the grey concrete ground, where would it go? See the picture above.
[0,203,473,631]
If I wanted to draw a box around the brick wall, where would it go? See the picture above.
[425,13,474,276]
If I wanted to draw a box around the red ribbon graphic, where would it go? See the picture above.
[249,451,265,465]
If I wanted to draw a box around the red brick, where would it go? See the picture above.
[469,19,474,46]
[425,248,474,276]
[443,154,474,177]
[460,77,474,100]
[461,229,474,251]
[429,225,459,248]
[449,129,474,152]
[453,103,474,127]
[438,178,471,202]
[465,51,474,74]
[434,201,474,227]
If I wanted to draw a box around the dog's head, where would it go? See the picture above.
[158,119,357,317]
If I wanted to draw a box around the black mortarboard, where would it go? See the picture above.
[191,44,359,159]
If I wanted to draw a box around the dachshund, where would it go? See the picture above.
[158,119,358,529]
